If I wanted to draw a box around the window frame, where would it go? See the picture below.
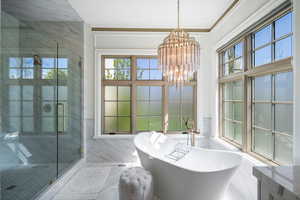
[100,54,197,135]
[218,7,293,165]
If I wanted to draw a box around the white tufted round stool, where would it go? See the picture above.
[119,167,153,200]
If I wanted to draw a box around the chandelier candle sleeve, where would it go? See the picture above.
[158,0,200,86]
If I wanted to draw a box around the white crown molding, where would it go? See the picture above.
[213,0,287,50]
[93,31,208,39]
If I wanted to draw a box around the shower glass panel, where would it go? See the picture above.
[0,1,83,200]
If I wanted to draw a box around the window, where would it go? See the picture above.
[101,56,196,134]
[252,12,293,67]
[168,86,195,131]
[104,58,131,80]
[252,72,293,164]
[6,56,69,134]
[136,86,162,131]
[219,9,293,165]
[223,42,244,76]
[9,57,34,79]
[104,86,131,133]
[222,81,243,144]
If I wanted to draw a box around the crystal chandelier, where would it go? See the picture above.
[158,0,200,86]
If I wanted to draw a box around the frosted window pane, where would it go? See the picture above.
[42,86,55,100]
[169,117,181,130]
[23,86,33,100]
[150,87,162,101]
[169,102,180,115]
[9,117,20,132]
[182,86,193,101]
[275,134,293,165]
[137,86,149,100]
[58,86,68,101]
[137,102,149,116]
[118,102,130,116]
[169,86,180,101]
[253,75,272,101]
[118,86,130,101]
[275,104,293,134]
[224,121,234,140]
[253,103,272,129]
[149,117,162,131]
[105,117,117,132]
[149,102,161,115]
[118,117,130,132]
[23,102,33,116]
[105,86,117,101]
[105,102,117,116]
[9,86,21,100]
[224,83,233,100]
[234,123,243,144]
[9,102,20,116]
[224,102,233,119]
[182,103,193,117]
[275,72,293,101]
[23,117,33,132]
[253,128,273,158]
[42,118,55,132]
[234,103,243,121]
[233,81,243,100]
[137,117,149,131]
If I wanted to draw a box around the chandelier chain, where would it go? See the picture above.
[177,0,180,29]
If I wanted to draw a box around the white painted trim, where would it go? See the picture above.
[94,49,157,138]
[35,159,85,200]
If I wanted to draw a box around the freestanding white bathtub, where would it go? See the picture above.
[134,132,242,200]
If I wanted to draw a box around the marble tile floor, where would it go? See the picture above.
[51,163,249,200]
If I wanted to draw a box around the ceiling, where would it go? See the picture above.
[68,0,235,29]
[2,0,82,22]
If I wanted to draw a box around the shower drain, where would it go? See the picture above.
[6,185,16,190]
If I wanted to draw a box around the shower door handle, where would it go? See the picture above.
[57,103,65,134]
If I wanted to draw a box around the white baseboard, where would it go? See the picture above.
[35,159,85,200]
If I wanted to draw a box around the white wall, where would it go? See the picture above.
[293,0,300,165]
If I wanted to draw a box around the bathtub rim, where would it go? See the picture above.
[134,132,243,174]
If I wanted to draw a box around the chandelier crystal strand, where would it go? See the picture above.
[158,0,200,87]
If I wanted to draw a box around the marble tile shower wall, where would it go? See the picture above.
[0,1,84,199]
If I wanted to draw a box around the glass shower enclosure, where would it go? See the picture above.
[0,0,83,199]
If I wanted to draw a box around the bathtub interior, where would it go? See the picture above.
[134,132,242,173]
